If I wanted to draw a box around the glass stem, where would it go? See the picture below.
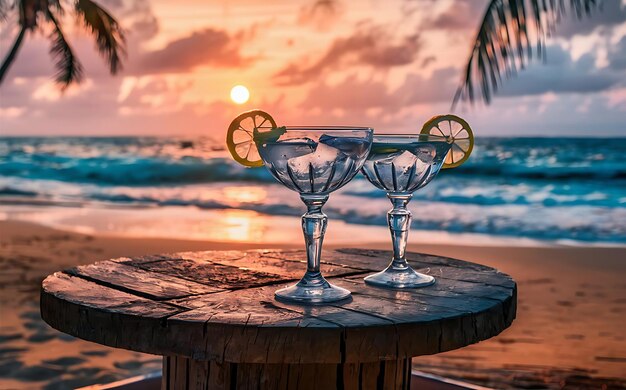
[300,194,329,277]
[387,193,413,269]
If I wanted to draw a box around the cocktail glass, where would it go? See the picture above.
[256,126,373,304]
[360,134,451,288]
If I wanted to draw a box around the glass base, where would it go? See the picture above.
[364,263,435,289]
[275,272,351,304]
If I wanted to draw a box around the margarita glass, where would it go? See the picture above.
[256,126,373,304]
[361,134,451,288]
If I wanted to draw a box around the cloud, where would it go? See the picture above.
[298,67,458,122]
[300,75,401,112]
[297,0,344,31]
[401,67,459,104]
[608,35,626,71]
[273,24,421,85]
[0,74,239,138]
[299,41,624,117]
[138,28,253,73]
[555,0,626,38]
[497,45,622,97]
[422,0,487,31]
[423,0,625,37]
[124,0,160,41]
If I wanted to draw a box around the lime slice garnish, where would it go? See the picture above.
[226,110,277,167]
[420,114,474,169]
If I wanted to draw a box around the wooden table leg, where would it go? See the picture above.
[163,356,412,390]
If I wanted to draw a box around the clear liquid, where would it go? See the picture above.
[361,140,451,193]
[258,135,371,194]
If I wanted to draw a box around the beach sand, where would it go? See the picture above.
[0,220,624,389]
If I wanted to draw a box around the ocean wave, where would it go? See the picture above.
[3,154,626,186]
[345,188,625,208]
[0,157,277,185]
[2,137,626,186]
[0,186,38,197]
[446,163,626,181]
[4,188,626,243]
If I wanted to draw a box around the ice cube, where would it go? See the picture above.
[394,150,419,168]
[413,144,436,164]
[271,138,316,160]
[369,149,404,162]
[287,140,340,177]
[368,143,404,162]
[281,137,316,144]
[319,135,369,158]
[313,141,341,164]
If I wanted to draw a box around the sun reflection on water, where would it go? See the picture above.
[218,209,268,242]
[222,186,268,204]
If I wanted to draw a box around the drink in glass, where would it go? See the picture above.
[256,127,373,303]
[361,134,451,288]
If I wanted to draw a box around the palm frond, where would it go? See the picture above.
[453,0,601,109]
[47,10,83,88]
[75,0,126,74]
[49,0,64,15]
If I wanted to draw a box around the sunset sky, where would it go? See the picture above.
[1,0,625,140]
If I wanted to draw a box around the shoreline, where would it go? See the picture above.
[2,203,624,249]
[0,219,624,389]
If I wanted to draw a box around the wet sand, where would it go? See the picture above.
[0,220,624,389]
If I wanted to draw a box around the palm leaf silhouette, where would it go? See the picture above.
[0,0,125,88]
[453,0,601,108]
[47,10,83,87]
[75,0,125,75]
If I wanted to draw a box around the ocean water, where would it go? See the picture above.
[1,136,625,244]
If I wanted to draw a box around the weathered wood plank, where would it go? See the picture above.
[344,271,513,302]
[423,264,516,289]
[113,253,185,265]
[40,272,185,355]
[66,261,221,300]
[258,364,289,389]
[261,249,381,271]
[188,358,209,390]
[131,258,288,290]
[342,362,360,390]
[174,250,249,263]
[163,357,412,390]
[331,249,516,289]
[359,361,381,389]
[167,287,341,363]
[162,357,168,390]
[271,249,515,290]
[173,354,189,390]
[336,248,492,270]
[339,277,499,314]
[41,272,181,316]
[209,250,367,279]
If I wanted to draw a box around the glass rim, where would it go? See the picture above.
[373,133,445,136]
[372,133,449,140]
[278,126,373,132]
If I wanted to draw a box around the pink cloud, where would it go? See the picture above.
[273,24,421,85]
[422,0,487,31]
[138,28,253,73]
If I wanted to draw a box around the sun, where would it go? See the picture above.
[230,85,250,104]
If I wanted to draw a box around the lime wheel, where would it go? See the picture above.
[420,114,474,169]
[226,110,276,167]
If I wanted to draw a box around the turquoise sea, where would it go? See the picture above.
[1,137,625,244]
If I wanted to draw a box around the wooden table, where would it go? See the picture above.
[40,249,516,389]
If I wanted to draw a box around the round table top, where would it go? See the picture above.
[40,249,516,364]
